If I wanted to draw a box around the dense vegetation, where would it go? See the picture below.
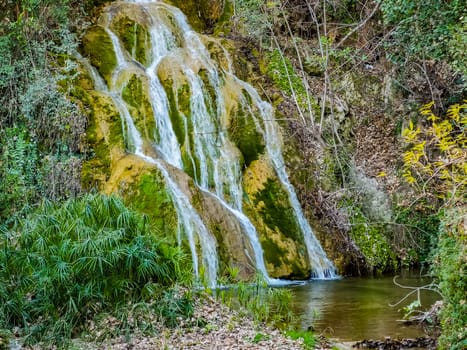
[0,0,86,224]
[401,102,466,349]
[0,0,465,348]
[0,1,196,347]
[0,194,193,345]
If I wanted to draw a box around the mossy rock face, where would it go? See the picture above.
[203,37,234,72]
[198,68,218,120]
[165,0,232,33]
[349,207,397,274]
[80,26,117,86]
[161,165,256,281]
[160,76,191,147]
[122,74,157,142]
[192,186,256,280]
[110,14,151,66]
[228,105,265,167]
[158,62,202,178]
[243,157,311,279]
[81,91,125,190]
[124,169,178,237]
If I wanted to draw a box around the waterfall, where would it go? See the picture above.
[236,80,335,279]
[82,0,336,285]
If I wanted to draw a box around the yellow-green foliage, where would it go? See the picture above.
[402,101,467,203]
[402,101,466,348]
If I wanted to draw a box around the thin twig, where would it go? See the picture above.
[334,1,381,48]
[389,275,443,308]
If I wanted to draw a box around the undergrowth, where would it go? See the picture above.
[434,208,466,350]
[216,272,293,328]
[401,102,467,348]
[0,0,89,225]
[0,193,193,347]
[285,329,316,349]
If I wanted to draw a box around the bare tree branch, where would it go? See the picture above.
[334,1,380,48]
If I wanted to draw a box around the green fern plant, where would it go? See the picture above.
[0,126,40,223]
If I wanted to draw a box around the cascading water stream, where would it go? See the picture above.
[81,20,219,287]
[146,15,183,168]
[134,1,275,282]
[210,38,336,278]
[82,0,337,285]
[234,80,336,278]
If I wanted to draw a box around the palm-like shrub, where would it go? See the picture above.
[0,193,191,343]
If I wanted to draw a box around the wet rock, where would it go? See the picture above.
[352,336,437,349]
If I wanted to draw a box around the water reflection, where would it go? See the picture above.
[289,271,439,341]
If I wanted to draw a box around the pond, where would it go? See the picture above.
[289,270,440,341]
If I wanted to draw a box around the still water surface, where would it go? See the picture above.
[289,271,439,341]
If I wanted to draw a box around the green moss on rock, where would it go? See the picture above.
[111,15,151,66]
[81,92,124,190]
[243,166,310,279]
[228,106,265,167]
[254,179,302,243]
[260,236,308,278]
[160,75,203,180]
[80,26,117,86]
[198,68,217,121]
[165,0,232,32]
[125,170,178,237]
[160,77,191,146]
[122,75,157,142]
[349,207,397,274]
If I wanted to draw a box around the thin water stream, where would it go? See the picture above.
[289,271,439,341]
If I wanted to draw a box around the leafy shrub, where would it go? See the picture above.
[401,102,466,347]
[0,194,191,345]
[0,0,88,224]
[155,288,194,328]
[381,0,466,75]
[233,0,273,40]
[0,127,40,223]
[402,101,466,204]
[434,209,466,350]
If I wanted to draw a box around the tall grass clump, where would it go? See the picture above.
[217,273,293,328]
[0,193,192,346]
